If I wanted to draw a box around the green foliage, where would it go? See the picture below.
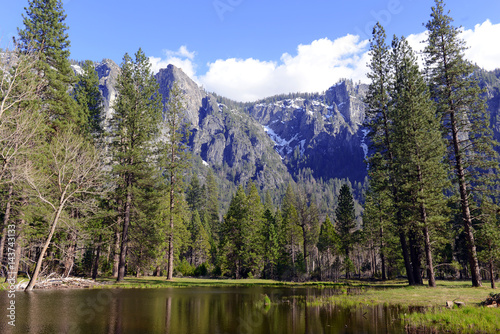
[335,184,356,256]
[318,216,339,254]
[17,0,79,131]
[73,60,103,136]
[424,0,499,287]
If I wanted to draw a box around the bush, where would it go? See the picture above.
[194,263,208,277]
[175,259,195,276]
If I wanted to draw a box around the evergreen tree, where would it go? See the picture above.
[263,208,279,279]
[17,0,79,130]
[295,189,320,275]
[279,183,302,278]
[186,176,204,213]
[364,23,418,285]
[73,60,103,136]
[244,181,265,277]
[204,169,221,237]
[111,49,163,282]
[160,83,191,280]
[189,210,211,267]
[362,175,393,280]
[424,0,499,287]
[335,184,356,278]
[476,198,500,289]
[390,36,449,287]
[317,216,340,280]
[219,186,247,278]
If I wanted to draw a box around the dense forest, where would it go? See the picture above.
[1,0,499,291]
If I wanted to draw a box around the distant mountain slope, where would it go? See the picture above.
[91,60,500,201]
[246,80,369,182]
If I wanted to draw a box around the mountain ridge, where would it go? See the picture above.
[89,60,500,202]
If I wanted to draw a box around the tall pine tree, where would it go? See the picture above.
[111,49,163,282]
[160,83,191,280]
[17,0,79,130]
[74,60,103,137]
[390,36,449,287]
[364,23,417,285]
[335,184,356,278]
[424,0,499,287]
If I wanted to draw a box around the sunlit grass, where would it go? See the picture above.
[307,280,491,308]
[404,306,500,333]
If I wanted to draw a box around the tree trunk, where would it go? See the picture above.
[166,170,175,280]
[63,229,77,277]
[345,248,350,279]
[490,259,496,289]
[415,153,436,287]
[112,221,121,278]
[409,232,423,285]
[399,231,415,285]
[422,222,436,287]
[117,179,132,282]
[301,223,308,274]
[25,200,65,291]
[380,225,387,280]
[450,111,482,287]
[92,235,102,281]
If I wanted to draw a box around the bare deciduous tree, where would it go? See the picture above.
[22,129,106,291]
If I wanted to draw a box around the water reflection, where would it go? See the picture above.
[0,287,408,333]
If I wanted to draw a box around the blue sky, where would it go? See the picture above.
[1,0,500,101]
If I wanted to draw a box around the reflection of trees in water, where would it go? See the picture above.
[108,296,122,334]
[165,296,172,334]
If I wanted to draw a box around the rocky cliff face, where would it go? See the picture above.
[94,60,500,191]
[95,59,370,188]
[96,61,291,191]
[246,80,369,182]
[95,59,120,129]
[157,65,291,190]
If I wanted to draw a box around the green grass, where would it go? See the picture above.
[94,276,348,289]
[404,306,500,333]
[305,279,491,308]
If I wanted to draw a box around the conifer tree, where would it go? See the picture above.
[244,181,265,276]
[279,183,302,278]
[263,208,279,278]
[189,210,211,267]
[362,174,393,281]
[111,49,163,282]
[74,60,103,136]
[364,23,417,285]
[160,83,191,280]
[476,198,500,289]
[204,169,221,237]
[317,216,339,280]
[335,184,356,278]
[186,176,204,213]
[424,0,499,287]
[219,185,247,278]
[390,36,449,287]
[295,189,320,274]
[17,0,79,130]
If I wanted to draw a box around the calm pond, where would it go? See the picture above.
[1,287,409,333]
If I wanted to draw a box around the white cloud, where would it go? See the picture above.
[405,20,500,71]
[149,20,500,102]
[165,45,195,60]
[199,35,370,102]
[461,20,500,71]
[149,45,198,81]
